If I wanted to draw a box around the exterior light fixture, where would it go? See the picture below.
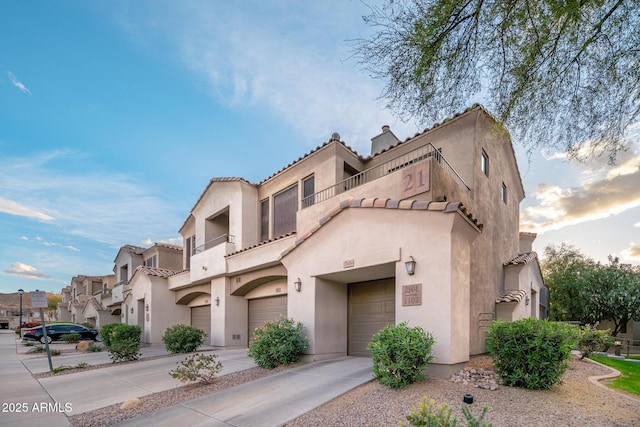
[294,278,302,292]
[525,296,530,306]
[215,297,220,306]
[405,256,416,275]
[18,288,24,332]
[145,304,149,312]
[130,307,134,314]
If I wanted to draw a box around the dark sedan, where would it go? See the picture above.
[22,323,100,344]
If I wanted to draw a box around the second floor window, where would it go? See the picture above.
[302,174,315,208]
[481,149,489,176]
[260,199,269,242]
[273,184,298,238]
[144,255,157,268]
[185,235,195,269]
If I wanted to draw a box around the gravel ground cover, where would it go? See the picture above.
[62,355,639,427]
[286,356,640,427]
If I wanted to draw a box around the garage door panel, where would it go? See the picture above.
[248,295,287,342]
[191,305,211,343]
[348,278,395,357]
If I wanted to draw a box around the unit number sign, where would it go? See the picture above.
[402,161,430,198]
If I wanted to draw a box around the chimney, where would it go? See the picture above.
[519,232,537,253]
[370,125,400,156]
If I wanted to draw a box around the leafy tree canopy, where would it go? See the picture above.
[353,0,639,162]
[542,243,640,336]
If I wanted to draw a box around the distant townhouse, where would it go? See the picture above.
[158,105,546,364]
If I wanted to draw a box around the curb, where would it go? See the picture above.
[583,357,640,403]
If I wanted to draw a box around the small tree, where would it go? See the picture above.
[169,353,223,384]
[543,244,640,336]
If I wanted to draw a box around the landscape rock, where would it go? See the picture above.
[449,366,500,390]
[120,398,142,410]
[75,341,90,351]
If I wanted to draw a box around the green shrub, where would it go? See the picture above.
[368,322,435,388]
[169,353,223,383]
[399,397,492,427]
[486,318,577,389]
[248,317,308,369]
[162,324,206,353]
[103,324,142,363]
[99,323,120,348]
[61,333,81,343]
[577,325,612,359]
[28,345,46,353]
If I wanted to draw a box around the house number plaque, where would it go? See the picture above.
[402,284,422,306]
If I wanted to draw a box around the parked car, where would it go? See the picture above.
[22,323,101,344]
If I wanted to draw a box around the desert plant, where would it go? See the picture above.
[86,343,103,352]
[162,324,206,353]
[28,345,46,353]
[248,317,308,369]
[368,322,436,388]
[169,353,223,383]
[577,325,612,359]
[486,318,577,389]
[399,397,492,427]
[61,332,81,343]
[103,324,142,363]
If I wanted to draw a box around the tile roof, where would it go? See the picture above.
[496,290,527,304]
[504,251,538,266]
[133,266,178,279]
[279,197,482,259]
[226,232,296,257]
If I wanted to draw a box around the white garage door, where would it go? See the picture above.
[191,305,211,343]
[348,278,395,357]
[248,295,287,342]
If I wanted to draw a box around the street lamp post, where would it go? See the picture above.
[18,288,24,335]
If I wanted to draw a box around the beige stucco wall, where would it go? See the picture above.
[128,273,190,343]
[282,207,479,364]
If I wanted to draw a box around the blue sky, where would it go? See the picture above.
[1,1,639,294]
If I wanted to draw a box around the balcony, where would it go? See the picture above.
[302,143,469,208]
[194,234,235,254]
[110,281,129,305]
[190,234,236,283]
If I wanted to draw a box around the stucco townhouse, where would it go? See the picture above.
[122,104,546,365]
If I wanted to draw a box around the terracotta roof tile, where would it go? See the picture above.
[225,232,296,257]
[135,266,178,278]
[496,290,527,304]
[504,252,538,266]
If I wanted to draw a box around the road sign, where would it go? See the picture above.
[30,291,48,308]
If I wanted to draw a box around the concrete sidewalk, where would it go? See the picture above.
[116,357,374,427]
[38,348,256,415]
[1,331,374,427]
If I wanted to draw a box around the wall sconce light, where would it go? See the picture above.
[294,278,302,292]
[202,266,208,271]
[525,296,530,306]
[215,297,220,306]
[145,304,149,312]
[130,307,134,314]
[405,256,416,275]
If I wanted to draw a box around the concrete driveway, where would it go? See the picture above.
[0,331,374,427]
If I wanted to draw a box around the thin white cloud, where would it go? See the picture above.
[22,235,80,252]
[0,197,54,221]
[5,262,50,280]
[110,1,419,153]
[7,71,31,95]
[0,150,183,246]
[621,245,640,262]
